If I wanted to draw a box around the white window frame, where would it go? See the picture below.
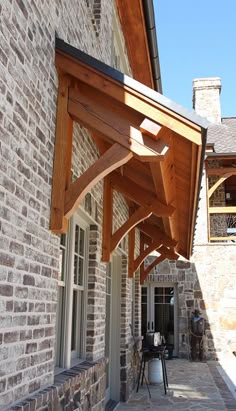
[55,212,89,370]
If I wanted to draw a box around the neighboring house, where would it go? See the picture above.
[144,78,236,361]
[0,1,208,410]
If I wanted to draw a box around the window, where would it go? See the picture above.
[86,0,101,36]
[55,213,89,369]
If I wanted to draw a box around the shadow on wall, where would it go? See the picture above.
[143,258,216,361]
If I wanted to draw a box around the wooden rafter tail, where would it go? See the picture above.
[111,207,152,254]
[50,75,73,234]
[140,118,162,140]
[64,143,133,219]
[102,176,113,262]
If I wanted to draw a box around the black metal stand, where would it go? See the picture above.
[137,346,168,395]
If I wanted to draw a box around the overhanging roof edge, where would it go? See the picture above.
[55,38,210,130]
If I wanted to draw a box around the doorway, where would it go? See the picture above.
[141,283,178,355]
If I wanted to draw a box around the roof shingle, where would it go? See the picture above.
[207,117,236,153]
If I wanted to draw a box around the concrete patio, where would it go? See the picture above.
[115,359,236,411]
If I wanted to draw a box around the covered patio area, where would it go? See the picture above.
[115,359,236,411]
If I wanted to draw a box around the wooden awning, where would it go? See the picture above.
[51,39,208,281]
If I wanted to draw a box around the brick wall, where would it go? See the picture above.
[0,0,135,409]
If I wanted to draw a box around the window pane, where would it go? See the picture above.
[78,257,84,286]
[59,248,65,281]
[79,228,85,255]
[74,255,78,284]
[75,225,79,252]
[55,286,65,366]
[155,287,163,295]
[60,234,66,246]
[71,290,77,351]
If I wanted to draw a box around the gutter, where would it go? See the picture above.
[142,0,162,93]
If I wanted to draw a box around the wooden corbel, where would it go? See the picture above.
[102,176,113,262]
[64,143,133,219]
[140,255,166,285]
[111,207,152,254]
[208,173,233,199]
[134,239,163,273]
[139,245,179,284]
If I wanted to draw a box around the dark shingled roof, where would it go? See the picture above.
[207,117,236,153]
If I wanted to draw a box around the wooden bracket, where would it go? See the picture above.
[140,245,179,284]
[111,207,152,254]
[102,176,113,262]
[64,143,133,219]
[140,255,166,285]
[134,239,162,272]
[208,173,232,199]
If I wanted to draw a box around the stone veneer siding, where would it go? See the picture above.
[7,359,106,411]
[0,0,137,409]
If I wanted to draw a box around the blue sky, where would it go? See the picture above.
[154,0,236,117]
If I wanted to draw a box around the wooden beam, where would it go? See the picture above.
[207,168,236,176]
[64,143,133,219]
[137,222,177,247]
[210,236,236,241]
[140,255,166,285]
[150,144,177,241]
[128,228,135,278]
[140,118,162,140]
[109,172,175,217]
[209,206,236,214]
[50,75,73,233]
[68,88,169,162]
[140,232,145,280]
[56,51,202,145]
[102,176,113,262]
[111,207,152,253]
[134,240,162,272]
[208,173,232,198]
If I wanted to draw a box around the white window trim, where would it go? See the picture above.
[56,210,90,370]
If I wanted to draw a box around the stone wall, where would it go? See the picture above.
[145,254,236,360]
[0,0,136,409]
[7,359,106,411]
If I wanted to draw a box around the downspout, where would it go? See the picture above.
[142,0,162,93]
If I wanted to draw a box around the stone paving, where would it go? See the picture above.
[115,359,236,411]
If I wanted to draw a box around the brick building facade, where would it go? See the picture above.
[0,1,210,410]
[0,1,138,409]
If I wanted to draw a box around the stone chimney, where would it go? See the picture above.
[192,77,222,123]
